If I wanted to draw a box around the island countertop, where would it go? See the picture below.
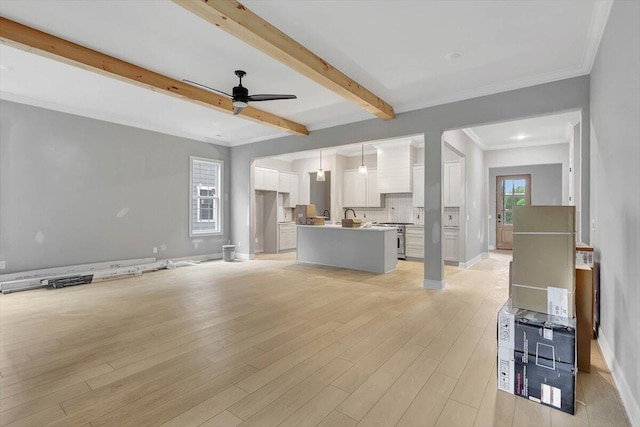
[296,224,397,273]
[296,224,395,232]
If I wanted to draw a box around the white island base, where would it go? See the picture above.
[296,225,397,274]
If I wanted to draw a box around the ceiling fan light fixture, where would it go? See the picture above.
[233,100,248,108]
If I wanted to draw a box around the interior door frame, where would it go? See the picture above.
[496,174,531,250]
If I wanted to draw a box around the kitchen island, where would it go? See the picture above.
[296,225,397,273]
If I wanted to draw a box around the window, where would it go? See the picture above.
[190,157,222,236]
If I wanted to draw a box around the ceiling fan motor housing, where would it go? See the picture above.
[233,85,249,103]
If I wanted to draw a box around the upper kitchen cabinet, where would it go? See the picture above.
[283,173,299,208]
[365,169,382,207]
[278,173,290,193]
[444,162,461,207]
[412,164,424,207]
[255,167,279,191]
[376,139,416,193]
[343,168,382,208]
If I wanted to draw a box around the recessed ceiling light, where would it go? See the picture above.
[513,133,529,141]
[445,52,462,60]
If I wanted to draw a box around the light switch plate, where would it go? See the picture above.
[0,261,5,269]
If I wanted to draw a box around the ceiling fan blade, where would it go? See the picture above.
[183,79,233,98]
[247,94,297,102]
[233,106,245,115]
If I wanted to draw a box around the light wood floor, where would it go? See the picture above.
[0,252,630,427]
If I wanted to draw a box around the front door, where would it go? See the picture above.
[496,175,531,250]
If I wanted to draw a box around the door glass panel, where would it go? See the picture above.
[505,211,513,225]
[500,178,525,224]
[504,180,513,195]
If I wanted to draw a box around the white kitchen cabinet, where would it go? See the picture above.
[278,224,297,251]
[443,228,459,261]
[278,172,299,207]
[343,169,381,207]
[278,173,290,193]
[412,165,424,207]
[285,176,298,207]
[343,169,366,207]
[406,226,424,259]
[255,167,278,191]
[365,169,382,207]
[444,162,461,207]
[377,140,414,193]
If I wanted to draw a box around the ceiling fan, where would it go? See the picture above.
[184,70,297,115]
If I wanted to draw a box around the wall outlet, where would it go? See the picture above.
[0,261,5,269]
[152,247,158,254]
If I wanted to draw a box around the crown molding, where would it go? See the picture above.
[394,64,588,117]
[583,0,614,73]
[482,137,569,151]
[462,128,487,150]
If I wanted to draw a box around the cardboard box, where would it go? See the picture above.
[512,206,576,318]
[514,351,576,415]
[498,301,576,365]
[295,205,316,225]
[497,300,577,415]
[513,205,575,233]
[576,243,594,266]
[342,218,363,228]
[575,265,593,372]
[306,216,325,225]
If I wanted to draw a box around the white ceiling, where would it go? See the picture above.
[0,0,611,146]
[464,111,581,150]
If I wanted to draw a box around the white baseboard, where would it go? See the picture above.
[166,253,222,263]
[459,252,489,269]
[598,331,639,427]
[235,253,254,260]
[423,278,444,290]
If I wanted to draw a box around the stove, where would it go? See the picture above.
[377,223,413,259]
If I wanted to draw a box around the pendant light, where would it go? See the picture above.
[358,143,368,175]
[316,150,325,181]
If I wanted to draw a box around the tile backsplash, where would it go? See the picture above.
[348,194,425,224]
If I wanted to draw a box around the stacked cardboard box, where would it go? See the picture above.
[497,300,577,414]
[499,206,579,415]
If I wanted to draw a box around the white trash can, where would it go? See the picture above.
[222,245,236,262]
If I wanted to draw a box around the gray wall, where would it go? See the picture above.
[443,130,485,265]
[230,75,591,287]
[590,0,640,424]
[0,101,230,273]
[488,164,563,248]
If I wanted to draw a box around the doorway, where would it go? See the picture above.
[496,174,531,249]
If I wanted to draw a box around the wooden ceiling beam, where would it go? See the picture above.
[172,0,396,121]
[0,17,309,136]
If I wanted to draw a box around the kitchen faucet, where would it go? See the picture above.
[322,209,330,220]
[344,208,356,219]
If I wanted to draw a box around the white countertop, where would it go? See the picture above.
[296,224,395,232]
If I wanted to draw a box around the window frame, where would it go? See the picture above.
[189,156,223,237]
